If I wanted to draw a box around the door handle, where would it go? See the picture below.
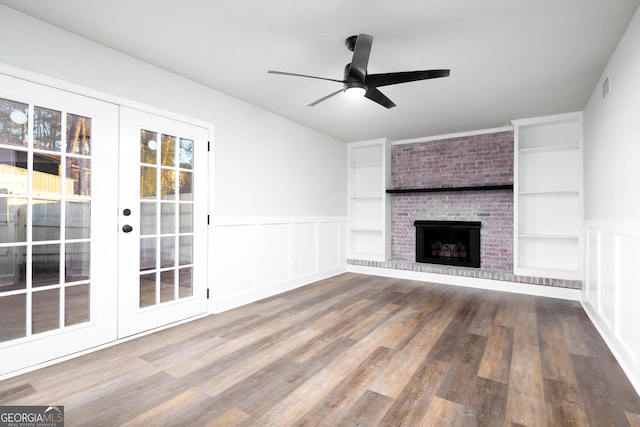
[122,224,133,233]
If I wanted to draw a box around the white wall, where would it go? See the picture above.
[0,6,348,311]
[582,5,640,395]
[0,6,347,218]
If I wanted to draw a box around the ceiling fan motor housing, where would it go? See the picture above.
[343,63,367,93]
[345,35,358,52]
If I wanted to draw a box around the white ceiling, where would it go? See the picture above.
[1,0,638,142]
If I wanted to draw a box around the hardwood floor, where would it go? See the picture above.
[1,273,639,426]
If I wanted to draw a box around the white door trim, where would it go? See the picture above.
[0,63,214,378]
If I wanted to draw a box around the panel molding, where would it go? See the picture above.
[210,217,348,313]
[582,221,640,396]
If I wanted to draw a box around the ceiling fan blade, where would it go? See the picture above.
[268,70,344,84]
[348,34,373,81]
[366,69,450,88]
[307,89,344,106]
[365,88,396,109]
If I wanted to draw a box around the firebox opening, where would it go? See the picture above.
[414,220,481,268]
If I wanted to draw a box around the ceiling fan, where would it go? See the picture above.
[268,34,450,109]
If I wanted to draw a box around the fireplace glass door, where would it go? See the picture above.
[415,220,481,268]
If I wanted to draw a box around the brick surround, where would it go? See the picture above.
[391,131,514,268]
[392,191,513,271]
[349,130,582,289]
[392,131,514,190]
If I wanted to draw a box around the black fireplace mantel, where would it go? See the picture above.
[386,184,513,194]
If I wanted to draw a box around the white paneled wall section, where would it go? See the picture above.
[210,217,348,312]
[582,222,640,393]
[581,6,640,395]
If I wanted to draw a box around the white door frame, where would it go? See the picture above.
[117,106,209,338]
[0,64,213,378]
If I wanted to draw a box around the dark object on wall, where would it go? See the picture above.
[415,220,481,268]
[268,34,450,109]
[387,184,513,194]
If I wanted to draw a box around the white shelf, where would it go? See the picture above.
[513,112,583,281]
[518,190,579,196]
[513,113,582,150]
[350,227,384,233]
[349,161,382,168]
[517,147,580,193]
[347,139,390,262]
[519,144,579,154]
[350,196,384,200]
[518,234,579,240]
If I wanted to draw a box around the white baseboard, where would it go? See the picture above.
[347,265,581,300]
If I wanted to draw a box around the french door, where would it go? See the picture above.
[0,74,119,375]
[117,107,208,338]
[0,74,209,376]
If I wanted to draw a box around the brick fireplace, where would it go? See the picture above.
[391,131,514,267]
[349,130,582,289]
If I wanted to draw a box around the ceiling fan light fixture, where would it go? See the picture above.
[343,81,367,98]
[268,33,450,109]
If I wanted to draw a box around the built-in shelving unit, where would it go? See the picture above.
[347,139,391,261]
[512,112,583,280]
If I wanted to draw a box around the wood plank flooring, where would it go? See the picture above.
[1,273,639,426]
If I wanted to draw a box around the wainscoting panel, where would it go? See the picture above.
[210,217,348,313]
[617,235,639,353]
[583,221,640,395]
[208,223,256,309]
[257,223,291,288]
[318,221,342,271]
[585,229,600,310]
[292,222,318,278]
[599,231,616,330]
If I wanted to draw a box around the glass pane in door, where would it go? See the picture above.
[33,107,62,152]
[65,283,89,326]
[0,98,28,147]
[0,245,26,292]
[0,294,26,342]
[66,114,91,155]
[1,197,28,243]
[32,288,60,334]
[0,148,28,194]
[137,129,195,308]
[0,96,94,344]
